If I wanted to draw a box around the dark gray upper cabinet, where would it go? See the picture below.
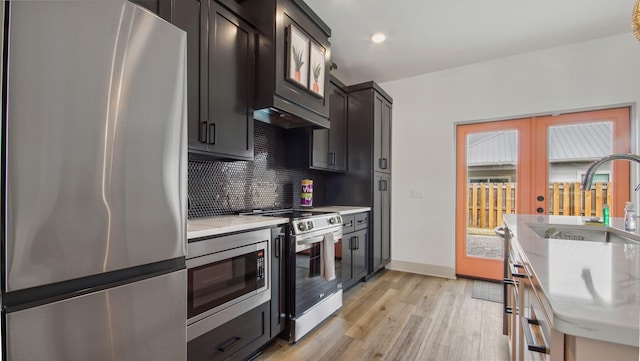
[348,82,392,174]
[286,76,347,172]
[173,0,255,161]
[128,0,171,21]
[325,78,348,170]
[252,0,331,128]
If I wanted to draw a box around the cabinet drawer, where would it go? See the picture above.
[355,212,369,231]
[187,302,269,361]
[341,215,355,234]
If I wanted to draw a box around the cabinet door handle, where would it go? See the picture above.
[274,236,281,258]
[522,317,549,354]
[356,235,360,250]
[199,121,208,143]
[217,336,241,352]
[208,123,216,145]
[379,179,388,191]
[343,221,354,228]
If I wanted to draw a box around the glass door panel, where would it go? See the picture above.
[534,108,630,218]
[546,122,612,217]
[456,119,532,280]
[466,130,517,261]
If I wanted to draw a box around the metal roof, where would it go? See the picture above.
[467,122,610,166]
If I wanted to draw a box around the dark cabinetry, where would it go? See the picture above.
[270,226,286,338]
[373,174,391,273]
[187,301,269,361]
[286,77,347,172]
[373,92,392,173]
[327,81,392,276]
[174,0,255,161]
[348,82,392,174]
[129,0,171,21]
[341,212,368,290]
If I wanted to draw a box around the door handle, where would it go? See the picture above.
[379,179,388,191]
[208,123,216,145]
[199,121,208,143]
[217,336,241,352]
[274,236,281,258]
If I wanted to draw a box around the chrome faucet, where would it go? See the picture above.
[581,153,640,190]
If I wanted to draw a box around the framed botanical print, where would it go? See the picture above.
[287,25,309,88]
[309,42,325,98]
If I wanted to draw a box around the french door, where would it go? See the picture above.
[455,107,630,280]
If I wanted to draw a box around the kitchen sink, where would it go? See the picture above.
[526,223,640,244]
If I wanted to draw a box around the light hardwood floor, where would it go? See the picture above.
[255,270,509,361]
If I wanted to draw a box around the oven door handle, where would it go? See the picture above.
[296,233,341,246]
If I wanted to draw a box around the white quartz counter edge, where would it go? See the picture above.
[503,214,639,347]
[188,215,290,239]
[311,206,371,215]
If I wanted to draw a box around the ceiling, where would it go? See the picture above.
[304,0,638,85]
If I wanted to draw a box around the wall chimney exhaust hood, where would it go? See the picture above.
[252,0,331,129]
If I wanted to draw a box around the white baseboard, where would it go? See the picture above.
[387,260,456,279]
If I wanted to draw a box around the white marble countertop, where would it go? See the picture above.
[311,206,371,215]
[187,206,370,239]
[503,214,640,347]
[188,215,289,239]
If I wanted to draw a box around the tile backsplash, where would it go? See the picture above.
[188,121,327,218]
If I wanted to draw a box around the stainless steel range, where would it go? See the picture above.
[242,209,343,342]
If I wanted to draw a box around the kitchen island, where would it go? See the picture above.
[503,214,639,360]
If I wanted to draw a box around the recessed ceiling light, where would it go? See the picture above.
[371,32,386,44]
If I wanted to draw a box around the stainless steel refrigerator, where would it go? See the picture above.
[1,1,188,360]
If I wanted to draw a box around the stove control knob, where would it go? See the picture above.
[298,223,306,231]
[307,221,314,230]
[329,217,336,224]
[336,216,342,224]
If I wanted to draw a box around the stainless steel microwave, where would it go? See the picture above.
[186,229,271,341]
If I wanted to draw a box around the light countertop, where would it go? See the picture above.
[503,214,640,347]
[187,206,370,239]
[188,215,289,239]
[311,206,371,215]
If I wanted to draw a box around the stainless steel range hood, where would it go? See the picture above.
[253,100,330,129]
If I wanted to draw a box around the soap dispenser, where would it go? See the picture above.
[625,202,637,231]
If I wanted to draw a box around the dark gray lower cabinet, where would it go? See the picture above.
[372,173,391,274]
[187,301,269,361]
[270,226,286,338]
[341,213,369,290]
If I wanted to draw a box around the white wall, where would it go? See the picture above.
[381,33,640,278]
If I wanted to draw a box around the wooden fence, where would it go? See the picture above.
[467,182,612,229]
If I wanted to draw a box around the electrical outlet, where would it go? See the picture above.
[410,189,424,198]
